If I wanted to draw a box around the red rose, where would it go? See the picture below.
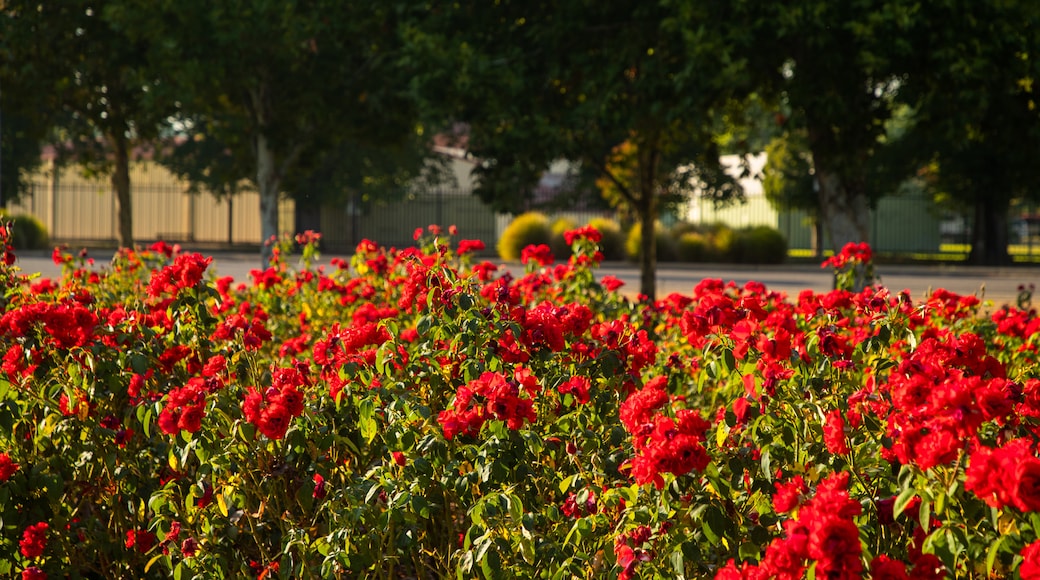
[0,453,18,481]
[19,522,48,559]
[1012,458,1040,512]
[1021,539,1040,579]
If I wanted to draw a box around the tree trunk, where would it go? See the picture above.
[256,130,280,266]
[815,168,870,252]
[637,196,657,300]
[111,132,133,248]
[968,197,1011,265]
[634,141,662,300]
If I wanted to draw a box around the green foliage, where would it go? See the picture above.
[625,221,677,263]
[587,217,625,261]
[676,231,711,262]
[762,131,816,214]
[4,230,1040,579]
[0,213,49,249]
[497,212,552,261]
[730,226,788,264]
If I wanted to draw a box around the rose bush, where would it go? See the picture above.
[1,222,1039,579]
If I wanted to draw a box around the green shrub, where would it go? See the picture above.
[587,217,625,261]
[676,232,710,262]
[706,224,734,262]
[1,211,49,249]
[497,212,553,261]
[669,221,701,239]
[625,221,677,262]
[730,225,788,264]
[549,217,578,260]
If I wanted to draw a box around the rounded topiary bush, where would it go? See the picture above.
[677,232,711,262]
[587,217,625,261]
[497,212,553,261]
[705,224,734,262]
[625,221,678,263]
[731,225,788,264]
[549,216,578,261]
[670,221,701,239]
[1,212,50,249]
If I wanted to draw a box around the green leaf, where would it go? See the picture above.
[359,398,377,443]
[986,535,1010,576]
[919,500,932,531]
[479,546,502,580]
[670,549,685,576]
[892,486,918,519]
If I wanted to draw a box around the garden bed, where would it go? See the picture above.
[1,226,1038,579]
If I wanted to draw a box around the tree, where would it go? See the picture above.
[760,130,823,256]
[749,0,918,254]
[448,0,752,298]
[900,0,1040,265]
[1,0,174,247]
[120,0,429,263]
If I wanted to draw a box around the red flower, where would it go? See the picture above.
[125,529,157,553]
[563,225,602,245]
[312,473,327,499]
[823,410,850,455]
[772,475,807,513]
[520,244,554,267]
[392,452,407,466]
[147,253,213,297]
[1020,539,1040,579]
[19,522,48,559]
[870,555,909,580]
[0,453,18,481]
[821,242,872,269]
[558,376,591,404]
[157,383,207,435]
[600,275,625,292]
[242,376,306,440]
[457,239,485,254]
[181,537,198,558]
[21,567,46,580]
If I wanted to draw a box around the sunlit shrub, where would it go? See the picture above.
[0,212,49,249]
[624,220,677,262]
[497,212,552,261]
[730,225,788,264]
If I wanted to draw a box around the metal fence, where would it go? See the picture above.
[8,164,1038,260]
[13,165,295,246]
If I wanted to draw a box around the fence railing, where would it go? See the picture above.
[7,168,1037,261]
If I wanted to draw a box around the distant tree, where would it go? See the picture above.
[900,0,1040,265]
[1,0,174,247]
[447,0,753,298]
[0,104,48,208]
[761,130,822,256]
[120,0,430,263]
[748,0,918,254]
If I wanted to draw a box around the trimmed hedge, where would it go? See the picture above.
[1,212,49,249]
[625,221,678,262]
[497,212,553,261]
[730,225,788,264]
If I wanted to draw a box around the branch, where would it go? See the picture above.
[587,155,638,205]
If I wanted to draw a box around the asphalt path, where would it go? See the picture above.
[12,248,1040,310]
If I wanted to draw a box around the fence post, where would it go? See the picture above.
[227,195,233,246]
[437,188,443,228]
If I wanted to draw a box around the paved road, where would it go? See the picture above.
[12,248,1040,309]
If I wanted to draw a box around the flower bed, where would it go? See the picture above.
[1,226,1039,579]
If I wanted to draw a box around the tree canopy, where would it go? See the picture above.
[2,0,1038,271]
[445,0,756,297]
